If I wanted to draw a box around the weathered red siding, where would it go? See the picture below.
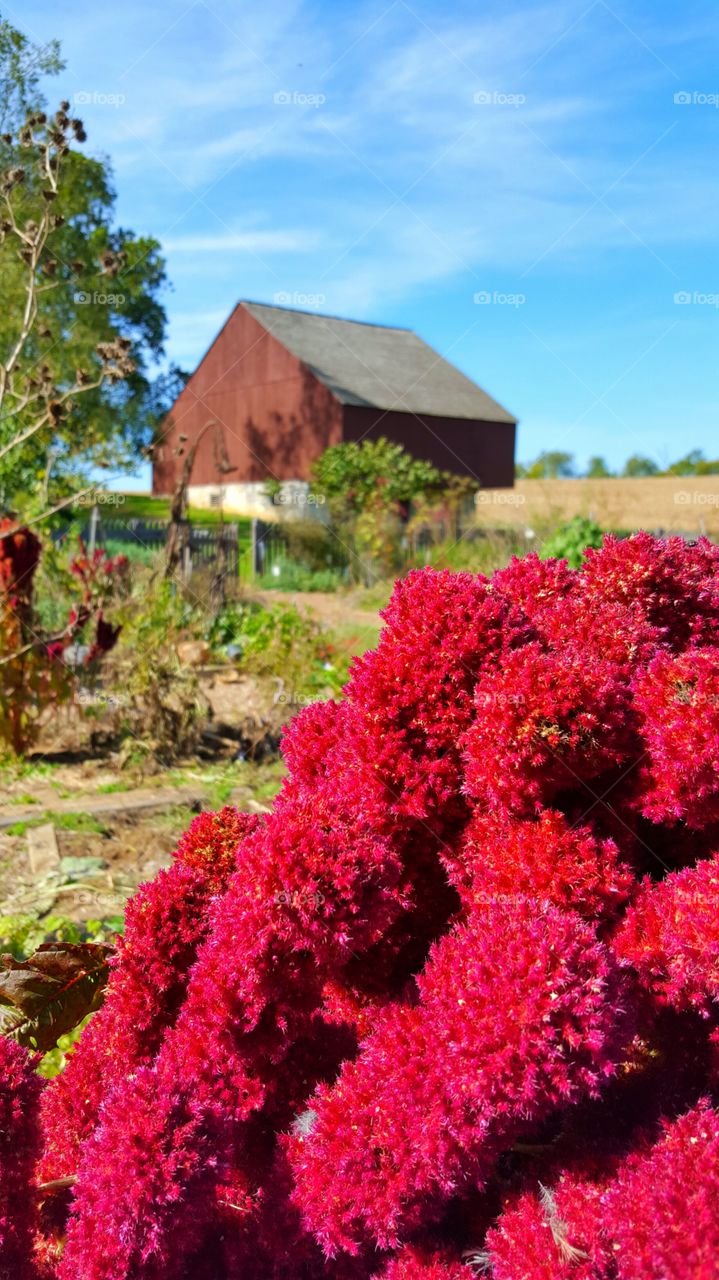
[152,304,344,493]
[341,406,516,488]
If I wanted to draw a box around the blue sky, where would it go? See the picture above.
[13,0,719,482]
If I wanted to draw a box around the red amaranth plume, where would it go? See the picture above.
[39,809,259,1183]
[345,568,532,827]
[445,808,636,926]
[632,647,719,828]
[581,532,719,649]
[462,641,637,814]
[377,1246,468,1278]
[0,518,41,604]
[0,1038,42,1280]
[493,550,578,619]
[485,1173,607,1280]
[287,901,631,1254]
[602,1100,719,1279]
[485,1102,719,1280]
[614,854,719,1016]
[280,699,348,791]
[484,1053,719,1280]
[493,551,659,671]
[174,805,258,880]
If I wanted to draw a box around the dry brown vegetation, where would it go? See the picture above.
[474,476,719,536]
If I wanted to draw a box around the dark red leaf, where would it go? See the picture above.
[0,941,114,1051]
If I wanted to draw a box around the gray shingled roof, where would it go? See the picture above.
[241,301,516,424]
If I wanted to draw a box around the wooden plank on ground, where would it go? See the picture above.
[26,823,60,876]
[0,786,206,831]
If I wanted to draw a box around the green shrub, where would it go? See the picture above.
[282,519,347,573]
[540,515,605,568]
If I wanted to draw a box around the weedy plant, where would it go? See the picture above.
[207,597,350,697]
[2,534,719,1279]
[0,525,123,754]
[104,576,205,763]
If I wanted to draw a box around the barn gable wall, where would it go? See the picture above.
[152,304,344,493]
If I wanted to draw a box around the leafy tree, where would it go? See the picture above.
[665,449,703,476]
[586,455,612,478]
[665,449,719,477]
[0,18,170,511]
[694,456,719,475]
[0,18,62,134]
[524,450,575,479]
[622,454,659,478]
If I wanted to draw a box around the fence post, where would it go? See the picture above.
[209,524,229,614]
[88,505,100,555]
[181,523,192,582]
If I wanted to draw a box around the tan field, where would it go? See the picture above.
[473,475,719,537]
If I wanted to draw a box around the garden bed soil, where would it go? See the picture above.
[0,758,285,925]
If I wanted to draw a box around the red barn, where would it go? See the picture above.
[152,301,516,513]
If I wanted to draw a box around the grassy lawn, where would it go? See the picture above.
[108,494,252,531]
[108,493,171,520]
[69,492,251,529]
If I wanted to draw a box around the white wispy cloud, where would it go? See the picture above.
[60,0,715,292]
[163,228,319,252]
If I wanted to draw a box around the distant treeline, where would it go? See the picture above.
[515,449,719,480]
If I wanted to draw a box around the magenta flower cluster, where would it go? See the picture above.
[2,533,719,1278]
[0,1038,42,1280]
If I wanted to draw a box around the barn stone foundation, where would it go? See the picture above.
[187,481,328,521]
